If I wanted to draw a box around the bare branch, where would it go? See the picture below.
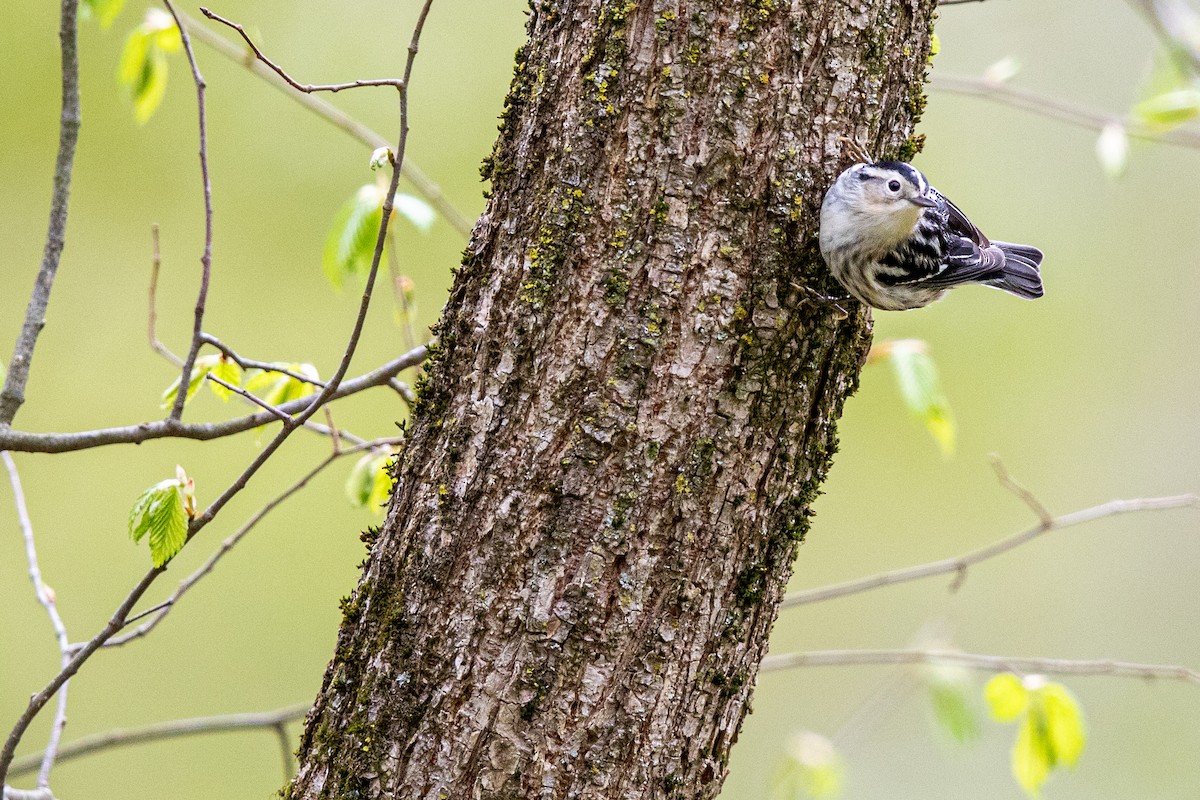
[163,1,215,423]
[2,453,70,789]
[932,72,1200,149]
[0,343,428,454]
[199,8,406,93]
[176,8,472,237]
[761,648,1200,685]
[0,0,82,427]
[781,492,1197,608]
[7,704,310,780]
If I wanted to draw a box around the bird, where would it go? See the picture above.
[818,158,1044,311]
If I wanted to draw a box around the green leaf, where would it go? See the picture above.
[926,664,981,744]
[116,9,181,124]
[323,185,386,289]
[345,451,395,511]
[128,470,193,567]
[1133,86,1200,131]
[985,673,1029,722]
[772,733,844,800]
[81,0,125,28]
[990,676,1086,797]
[1038,683,1086,768]
[882,339,955,457]
[244,363,319,407]
[393,194,436,232]
[161,354,222,409]
[1133,47,1200,132]
[207,356,243,401]
[1013,713,1053,798]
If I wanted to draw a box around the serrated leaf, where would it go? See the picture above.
[393,194,436,232]
[885,339,955,457]
[128,476,190,567]
[1095,121,1129,179]
[207,356,243,401]
[1038,683,1086,768]
[323,185,386,289]
[1013,713,1053,798]
[985,673,1029,722]
[82,0,125,28]
[161,354,221,409]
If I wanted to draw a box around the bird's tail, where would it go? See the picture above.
[989,242,1044,300]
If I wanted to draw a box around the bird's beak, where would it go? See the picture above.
[909,196,938,208]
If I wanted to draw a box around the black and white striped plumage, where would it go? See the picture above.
[818,160,1044,311]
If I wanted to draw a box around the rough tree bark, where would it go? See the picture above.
[289,1,934,797]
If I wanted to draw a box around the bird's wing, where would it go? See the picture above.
[917,237,1007,288]
[934,191,991,248]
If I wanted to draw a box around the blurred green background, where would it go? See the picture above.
[2,1,1198,798]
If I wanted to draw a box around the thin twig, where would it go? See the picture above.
[2,454,70,790]
[147,224,182,366]
[0,569,163,788]
[932,72,1200,149]
[0,5,435,775]
[0,343,429,453]
[781,493,1197,608]
[989,455,1052,526]
[761,648,1200,684]
[7,704,310,780]
[184,0,436,539]
[176,8,472,237]
[164,1,215,423]
[0,0,81,428]
[274,723,296,780]
[324,407,342,455]
[3,788,56,800]
[197,334,326,388]
[199,8,406,93]
[97,437,399,649]
[204,373,291,422]
[1124,0,1200,73]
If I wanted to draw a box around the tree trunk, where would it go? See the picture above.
[289,1,934,797]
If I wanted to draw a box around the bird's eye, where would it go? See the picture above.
[887,180,901,192]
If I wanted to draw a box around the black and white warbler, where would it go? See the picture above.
[818,159,1044,311]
